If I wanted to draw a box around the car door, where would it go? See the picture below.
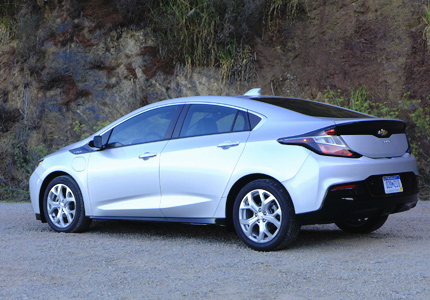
[87,105,182,217]
[159,104,250,218]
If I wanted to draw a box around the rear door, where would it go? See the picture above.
[159,104,250,218]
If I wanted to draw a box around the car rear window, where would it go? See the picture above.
[254,97,373,119]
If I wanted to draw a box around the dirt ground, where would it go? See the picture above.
[1,200,429,299]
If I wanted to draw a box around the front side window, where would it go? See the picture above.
[180,104,249,137]
[107,105,179,148]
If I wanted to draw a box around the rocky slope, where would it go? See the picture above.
[0,0,429,200]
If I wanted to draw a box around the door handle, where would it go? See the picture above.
[139,152,157,160]
[217,141,240,149]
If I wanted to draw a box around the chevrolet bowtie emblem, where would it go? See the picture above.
[378,129,389,137]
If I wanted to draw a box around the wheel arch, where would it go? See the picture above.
[225,173,293,227]
[38,171,74,223]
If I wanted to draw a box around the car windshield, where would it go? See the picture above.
[254,97,373,118]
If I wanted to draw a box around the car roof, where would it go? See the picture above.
[140,94,316,121]
[99,89,373,137]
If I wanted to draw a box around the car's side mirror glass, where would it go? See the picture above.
[92,135,103,149]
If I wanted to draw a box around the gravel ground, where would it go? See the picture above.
[1,201,429,300]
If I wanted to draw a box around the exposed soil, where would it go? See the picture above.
[1,201,429,299]
[266,0,430,104]
[404,27,430,100]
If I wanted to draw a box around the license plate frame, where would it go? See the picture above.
[383,175,403,194]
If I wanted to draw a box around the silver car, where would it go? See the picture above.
[29,88,419,251]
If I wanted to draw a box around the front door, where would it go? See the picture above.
[87,105,181,217]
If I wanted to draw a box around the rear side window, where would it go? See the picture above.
[248,113,262,129]
[232,110,248,132]
[180,104,249,137]
[255,97,372,119]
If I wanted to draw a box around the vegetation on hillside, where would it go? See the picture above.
[0,0,429,201]
[423,2,430,51]
[0,0,301,201]
[114,0,299,82]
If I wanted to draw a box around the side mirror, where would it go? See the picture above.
[93,135,103,149]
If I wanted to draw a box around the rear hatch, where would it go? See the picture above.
[334,119,409,158]
[253,96,410,159]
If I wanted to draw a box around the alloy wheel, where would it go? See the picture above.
[46,183,76,229]
[238,189,282,243]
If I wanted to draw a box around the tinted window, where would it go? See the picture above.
[255,97,372,119]
[248,112,262,130]
[232,110,248,132]
[180,104,248,137]
[107,105,179,147]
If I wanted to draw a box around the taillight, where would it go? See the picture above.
[277,127,361,158]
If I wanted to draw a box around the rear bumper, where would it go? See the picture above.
[297,172,419,225]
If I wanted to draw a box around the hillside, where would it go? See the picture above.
[0,0,429,200]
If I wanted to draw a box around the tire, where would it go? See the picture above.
[335,215,389,234]
[43,175,91,233]
[233,179,300,251]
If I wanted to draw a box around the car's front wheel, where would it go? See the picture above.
[335,215,388,234]
[43,176,91,233]
[233,179,300,251]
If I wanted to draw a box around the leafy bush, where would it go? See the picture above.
[423,2,430,51]
[14,2,43,62]
[0,0,22,17]
[264,0,299,30]
[113,0,299,81]
[398,95,430,178]
[0,126,49,201]
[149,0,255,81]
[73,120,111,139]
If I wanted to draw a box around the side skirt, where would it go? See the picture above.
[89,216,226,226]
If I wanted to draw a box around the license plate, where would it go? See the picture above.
[383,175,403,194]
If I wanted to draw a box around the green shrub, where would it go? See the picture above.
[0,0,21,17]
[73,120,111,139]
[322,88,345,107]
[398,95,430,178]
[0,125,49,201]
[264,0,299,29]
[113,0,299,81]
[0,183,30,202]
[150,0,253,81]
[15,11,42,61]
[423,2,430,50]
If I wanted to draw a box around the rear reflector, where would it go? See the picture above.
[331,184,357,191]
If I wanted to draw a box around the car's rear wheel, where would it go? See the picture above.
[43,176,91,233]
[233,179,300,251]
[335,215,388,234]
